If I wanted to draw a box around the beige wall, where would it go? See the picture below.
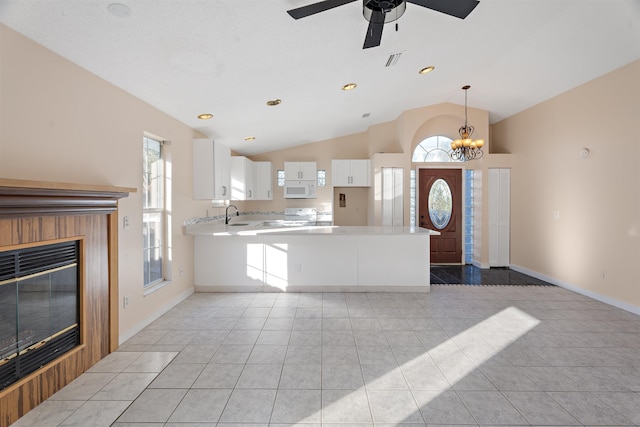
[0,25,214,341]
[333,187,369,226]
[492,59,640,310]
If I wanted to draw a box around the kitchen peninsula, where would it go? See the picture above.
[186,221,439,292]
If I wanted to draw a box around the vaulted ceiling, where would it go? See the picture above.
[1,0,638,155]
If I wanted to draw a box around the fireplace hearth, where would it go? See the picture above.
[0,240,80,391]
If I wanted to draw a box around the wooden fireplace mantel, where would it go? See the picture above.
[0,178,135,427]
[0,178,136,217]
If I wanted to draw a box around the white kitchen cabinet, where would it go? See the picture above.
[263,235,358,290]
[489,168,510,267]
[381,167,403,226]
[284,162,316,180]
[195,235,264,290]
[192,228,434,291]
[192,138,231,200]
[331,159,371,186]
[231,156,256,200]
[254,161,273,200]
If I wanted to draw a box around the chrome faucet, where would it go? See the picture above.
[225,204,239,224]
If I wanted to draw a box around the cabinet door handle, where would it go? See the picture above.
[222,186,227,196]
[248,190,252,198]
[267,190,271,198]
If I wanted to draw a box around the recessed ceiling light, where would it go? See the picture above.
[419,66,435,74]
[107,3,131,17]
[266,99,282,106]
[342,83,357,91]
[197,113,214,120]
[244,136,256,141]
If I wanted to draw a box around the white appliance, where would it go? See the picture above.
[284,180,316,199]
[283,208,318,225]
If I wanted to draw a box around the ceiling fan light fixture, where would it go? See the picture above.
[197,113,214,120]
[363,0,406,23]
[266,99,282,106]
[342,83,357,91]
[419,65,435,74]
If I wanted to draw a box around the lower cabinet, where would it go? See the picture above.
[263,236,358,289]
[193,233,431,291]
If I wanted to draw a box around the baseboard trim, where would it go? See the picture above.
[195,285,430,293]
[510,264,640,316]
[119,287,194,345]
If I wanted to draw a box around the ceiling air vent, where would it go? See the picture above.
[385,52,403,67]
[362,113,371,118]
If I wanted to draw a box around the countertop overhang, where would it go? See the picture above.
[186,221,440,237]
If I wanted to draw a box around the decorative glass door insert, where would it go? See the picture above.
[428,178,452,229]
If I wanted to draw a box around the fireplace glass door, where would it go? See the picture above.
[0,241,80,391]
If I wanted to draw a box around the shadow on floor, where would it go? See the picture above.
[430,265,554,286]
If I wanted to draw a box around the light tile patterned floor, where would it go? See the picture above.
[11,286,640,426]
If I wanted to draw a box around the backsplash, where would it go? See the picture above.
[184,210,333,226]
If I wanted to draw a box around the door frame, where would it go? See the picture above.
[415,165,467,265]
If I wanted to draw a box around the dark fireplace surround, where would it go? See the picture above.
[0,179,133,427]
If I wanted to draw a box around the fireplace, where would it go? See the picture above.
[0,240,80,391]
[0,178,133,427]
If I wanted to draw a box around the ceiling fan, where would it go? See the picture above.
[287,0,480,49]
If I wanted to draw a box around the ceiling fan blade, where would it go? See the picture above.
[363,9,385,49]
[287,0,357,19]
[406,0,479,19]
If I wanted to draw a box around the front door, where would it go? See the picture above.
[418,168,463,264]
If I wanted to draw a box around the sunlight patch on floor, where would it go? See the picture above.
[317,306,540,423]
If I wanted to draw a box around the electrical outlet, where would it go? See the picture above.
[179,266,184,277]
[123,296,129,309]
[294,264,302,272]
[123,216,130,229]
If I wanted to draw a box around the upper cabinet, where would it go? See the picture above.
[230,157,273,201]
[332,159,371,187]
[193,138,231,200]
[254,161,273,200]
[284,162,316,181]
[230,156,256,200]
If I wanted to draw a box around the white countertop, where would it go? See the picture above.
[185,220,439,237]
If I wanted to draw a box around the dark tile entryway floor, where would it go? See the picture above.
[430,265,554,286]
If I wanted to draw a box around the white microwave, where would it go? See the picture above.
[284,180,316,199]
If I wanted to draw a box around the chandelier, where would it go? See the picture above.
[450,85,484,161]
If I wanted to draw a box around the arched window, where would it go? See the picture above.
[412,135,460,162]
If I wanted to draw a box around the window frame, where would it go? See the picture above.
[143,136,166,289]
